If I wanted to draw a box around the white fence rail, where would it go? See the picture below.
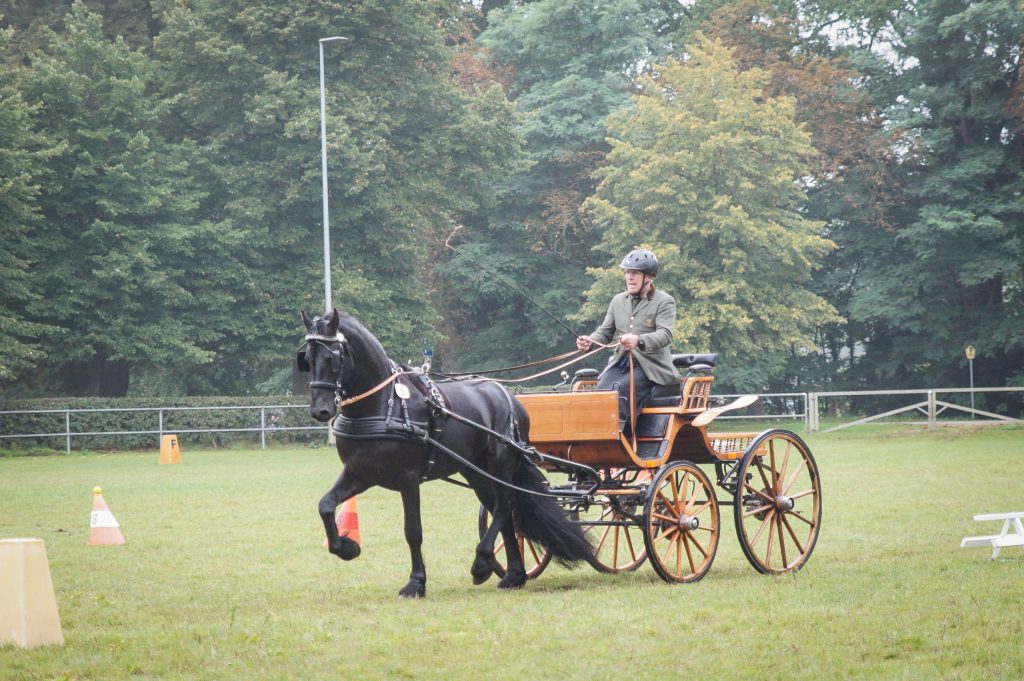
[807,387,1024,432]
[0,404,323,453]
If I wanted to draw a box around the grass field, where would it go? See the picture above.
[1,424,1022,680]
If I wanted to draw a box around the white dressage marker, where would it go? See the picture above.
[960,512,1024,560]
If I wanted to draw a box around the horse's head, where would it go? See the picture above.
[298,308,350,422]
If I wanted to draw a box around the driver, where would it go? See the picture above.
[576,249,678,430]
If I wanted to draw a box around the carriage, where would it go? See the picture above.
[480,353,822,584]
[301,309,820,595]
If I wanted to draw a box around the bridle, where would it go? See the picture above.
[297,331,348,393]
[299,328,420,408]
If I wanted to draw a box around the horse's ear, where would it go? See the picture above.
[329,307,340,330]
[301,310,313,330]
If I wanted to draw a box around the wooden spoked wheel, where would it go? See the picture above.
[733,430,821,574]
[576,469,647,573]
[477,507,551,580]
[642,461,720,583]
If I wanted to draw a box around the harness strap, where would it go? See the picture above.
[419,375,449,481]
[337,370,417,407]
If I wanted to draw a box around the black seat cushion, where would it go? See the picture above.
[672,353,718,369]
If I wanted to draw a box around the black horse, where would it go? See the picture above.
[299,308,592,597]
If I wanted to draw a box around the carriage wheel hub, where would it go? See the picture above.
[678,515,699,531]
[775,496,795,511]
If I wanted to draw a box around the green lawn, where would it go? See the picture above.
[1,424,1022,680]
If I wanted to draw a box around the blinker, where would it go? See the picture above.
[296,347,341,374]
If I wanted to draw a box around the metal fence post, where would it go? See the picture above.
[260,407,266,449]
[65,410,71,454]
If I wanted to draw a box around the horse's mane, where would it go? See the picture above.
[335,312,390,367]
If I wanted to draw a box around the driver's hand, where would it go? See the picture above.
[619,334,640,350]
[576,336,592,352]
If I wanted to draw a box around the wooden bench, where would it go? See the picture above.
[960,512,1024,559]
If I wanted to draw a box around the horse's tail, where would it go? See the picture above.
[512,462,594,568]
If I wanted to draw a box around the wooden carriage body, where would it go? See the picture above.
[517,372,759,469]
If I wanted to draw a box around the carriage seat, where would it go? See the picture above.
[672,353,718,371]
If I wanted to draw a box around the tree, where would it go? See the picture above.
[844,0,1024,388]
[153,0,523,389]
[695,0,898,390]
[15,3,210,396]
[0,27,61,385]
[581,36,841,391]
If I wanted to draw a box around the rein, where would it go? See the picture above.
[431,340,621,385]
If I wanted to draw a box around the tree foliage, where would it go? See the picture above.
[581,36,841,390]
[0,0,526,396]
[12,4,209,395]
[0,27,61,382]
[846,0,1024,387]
[1,0,1022,397]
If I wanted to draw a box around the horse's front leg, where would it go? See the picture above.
[398,484,427,599]
[319,468,368,561]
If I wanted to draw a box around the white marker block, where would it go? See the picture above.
[0,538,64,648]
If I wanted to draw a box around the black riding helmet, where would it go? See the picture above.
[619,249,658,275]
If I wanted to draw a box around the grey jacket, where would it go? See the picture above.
[588,287,678,386]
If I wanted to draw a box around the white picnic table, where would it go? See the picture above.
[960,511,1024,559]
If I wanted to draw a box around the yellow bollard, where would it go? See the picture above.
[0,538,64,648]
[159,434,181,464]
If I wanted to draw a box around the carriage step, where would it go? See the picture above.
[635,439,668,461]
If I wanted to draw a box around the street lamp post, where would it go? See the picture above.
[319,36,347,314]
[965,345,976,420]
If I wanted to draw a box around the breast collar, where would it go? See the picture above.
[331,363,448,443]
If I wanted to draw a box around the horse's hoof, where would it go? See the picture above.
[470,558,494,585]
[497,571,527,590]
[398,582,426,599]
[329,537,361,561]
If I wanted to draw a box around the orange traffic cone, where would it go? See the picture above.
[87,487,126,546]
[323,496,360,548]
